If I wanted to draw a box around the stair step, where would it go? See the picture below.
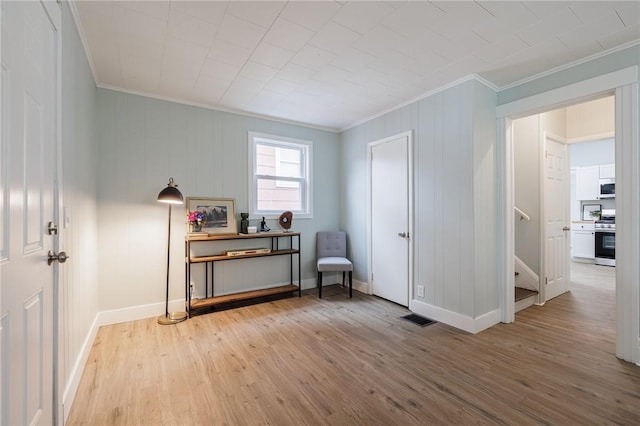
[515,287,538,302]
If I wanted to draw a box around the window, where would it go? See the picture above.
[249,132,312,218]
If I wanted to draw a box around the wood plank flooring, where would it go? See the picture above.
[66,267,639,425]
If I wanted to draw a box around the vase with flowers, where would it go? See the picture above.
[187,210,205,233]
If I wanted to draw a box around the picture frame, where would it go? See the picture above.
[582,203,601,221]
[186,197,237,235]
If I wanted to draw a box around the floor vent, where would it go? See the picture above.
[401,313,436,327]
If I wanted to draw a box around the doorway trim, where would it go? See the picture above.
[366,130,414,309]
[496,66,639,364]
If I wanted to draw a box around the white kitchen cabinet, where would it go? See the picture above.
[576,166,599,200]
[599,163,615,179]
[571,223,595,259]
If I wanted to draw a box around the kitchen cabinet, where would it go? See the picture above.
[571,223,595,259]
[599,164,615,179]
[576,166,599,200]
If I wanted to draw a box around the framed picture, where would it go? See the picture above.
[582,204,601,221]
[186,197,237,235]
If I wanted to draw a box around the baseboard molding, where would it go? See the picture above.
[62,314,100,424]
[514,255,539,292]
[411,299,500,334]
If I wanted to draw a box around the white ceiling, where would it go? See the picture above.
[72,1,640,131]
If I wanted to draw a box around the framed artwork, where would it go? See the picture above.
[186,197,237,235]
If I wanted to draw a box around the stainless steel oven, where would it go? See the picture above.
[595,209,615,267]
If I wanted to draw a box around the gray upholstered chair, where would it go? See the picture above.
[316,231,353,298]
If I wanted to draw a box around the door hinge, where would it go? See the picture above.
[545,277,548,285]
[371,272,374,281]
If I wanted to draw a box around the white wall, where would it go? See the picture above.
[340,78,498,331]
[96,89,340,312]
[60,1,99,419]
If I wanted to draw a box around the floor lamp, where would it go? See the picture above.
[157,177,188,325]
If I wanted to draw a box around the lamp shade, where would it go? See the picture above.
[157,177,183,204]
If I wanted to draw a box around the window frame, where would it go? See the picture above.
[248,131,313,219]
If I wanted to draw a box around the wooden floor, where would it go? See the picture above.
[67,269,639,425]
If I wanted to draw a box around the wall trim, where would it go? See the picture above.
[411,300,500,334]
[61,314,100,425]
[497,67,637,118]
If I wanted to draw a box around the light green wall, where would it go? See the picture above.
[340,79,498,319]
[498,45,640,105]
[60,0,99,413]
[96,89,340,310]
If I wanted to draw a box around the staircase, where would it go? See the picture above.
[514,271,538,312]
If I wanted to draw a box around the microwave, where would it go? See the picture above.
[599,178,615,199]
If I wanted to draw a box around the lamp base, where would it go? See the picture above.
[157,311,188,325]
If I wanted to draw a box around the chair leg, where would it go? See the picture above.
[318,271,322,298]
[342,271,345,288]
[349,271,353,298]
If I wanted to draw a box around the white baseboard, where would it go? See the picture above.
[515,295,536,313]
[62,314,100,425]
[410,299,500,334]
[514,255,539,292]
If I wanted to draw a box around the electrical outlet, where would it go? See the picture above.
[417,285,425,298]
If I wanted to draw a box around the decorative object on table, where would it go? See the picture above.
[259,216,270,232]
[582,204,601,221]
[185,197,237,235]
[278,210,293,232]
[157,177,188,325]
[187,210,205,232]
[247,226,257,234]
[240,212,249,234]
[225,247,271,256]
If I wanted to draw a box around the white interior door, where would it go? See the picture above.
[370,133,411,306]
[1,2,58,424]
[543,133,570,301]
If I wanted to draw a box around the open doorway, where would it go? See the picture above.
[497,67,639,364]
[512,96,616,311]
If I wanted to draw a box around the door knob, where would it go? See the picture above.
[47,250,69,266]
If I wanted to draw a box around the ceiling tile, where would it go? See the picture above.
[207,40,252,68]
[191,73,232,105]
[239,61,279,83]
[169,1,228,26]
[117,1,170,22]
[617,2,640,28]
[517,6,583,46]
[331,1,395,35]
[74,0,640,130]
[167,9,219,48]
[280,1,342,32]
[163,37,209,66]
[596,24,640,50]
[217,14,266,50]
[250,42,296,70]
[262,17,316,52]
[309,21,362,56]
[291,45,337,70]
[558,13,626,50]
[227,1,286,29]
[113,3,167,42]
[200,58,242,82]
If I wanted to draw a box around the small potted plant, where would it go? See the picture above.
[187,210,205,232]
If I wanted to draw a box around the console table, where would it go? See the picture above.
[184,232,301,317]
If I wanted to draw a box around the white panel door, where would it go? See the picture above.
[543,134,570,301]
[1,2,58,425]
[371,134,410,306]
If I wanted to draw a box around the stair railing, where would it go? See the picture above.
[514,206,531,221]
